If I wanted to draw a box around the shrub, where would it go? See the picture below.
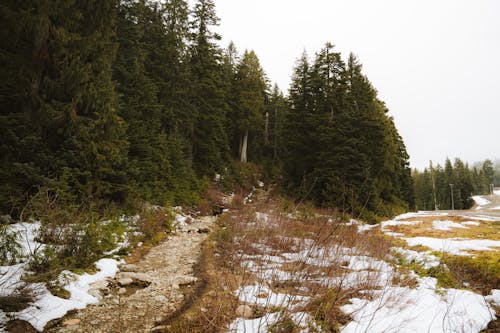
[0,225,21,265]
[137,207,173,245]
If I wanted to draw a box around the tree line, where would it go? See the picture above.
[0,0,412,219]
[413,159,497,211]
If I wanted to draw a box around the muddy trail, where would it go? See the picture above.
[44,216,215,333]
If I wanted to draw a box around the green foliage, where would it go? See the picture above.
[136,207,174,245]
[29,217,128,279]
[413,158,492,211]
[443,253,500,294]
[1,1,412,223]
[282,45,412,216]
[0,224,21,265]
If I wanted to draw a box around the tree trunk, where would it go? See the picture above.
[264,111,269,145]
[240,129,248,163]
[273,107,277,160]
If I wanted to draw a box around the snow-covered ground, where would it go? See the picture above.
[432,219,468,231]
[12,258,120,331]
[472,195,490,207]
[403,237,500,255]
[227,209,499,333]
[341,277,495,333]
[0,221,125,332]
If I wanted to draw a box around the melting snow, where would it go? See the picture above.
[391,247,440,269]
[462,221,481,226]
[341,277,495,333]
[472,196,490,207]
[6,258,120,331]
[236,284,308,309]
[403,237,500,255]
[432,220,468,231]
[486,289,500,307]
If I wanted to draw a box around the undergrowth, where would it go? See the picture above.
[165,189,397,332]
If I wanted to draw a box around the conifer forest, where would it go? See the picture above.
[1,0,414,217]
[1,1,500,332]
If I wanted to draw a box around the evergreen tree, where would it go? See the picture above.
[232,50,267,163]
[189,0,230,175]
[114,0,171,203]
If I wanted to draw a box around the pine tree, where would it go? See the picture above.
[114,0,171,203]
[232,50,267,163]
[189,0,230,175]
[283,51,315,194]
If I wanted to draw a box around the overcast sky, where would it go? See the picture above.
[211,0,500,169]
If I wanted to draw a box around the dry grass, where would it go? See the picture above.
[386,215,500,240]
[166,190,398,332]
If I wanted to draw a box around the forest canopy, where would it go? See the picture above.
[1,0,413,219]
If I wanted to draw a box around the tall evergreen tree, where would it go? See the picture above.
[189,0,230,175]
[232,50,267,163]
[114,0,171,203]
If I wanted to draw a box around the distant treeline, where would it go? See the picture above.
[0,0,412,219]
[413,159,497,211]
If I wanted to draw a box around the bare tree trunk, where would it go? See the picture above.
[240,129,248,163]
[273,107,277,160]
[264,111,269,145]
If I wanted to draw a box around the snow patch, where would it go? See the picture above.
[392,247,440,269]
[472,195,490,207]
[461,221,481,226]
[9,222,43,257]
[14,258,120,331]
[403,237,500,255]
[432,220,468,231]
[236,284,308,309]
[174,213,188,227]
[341,277,495,333]
[486,289,500,307]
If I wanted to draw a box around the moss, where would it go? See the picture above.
[443,253,500,294]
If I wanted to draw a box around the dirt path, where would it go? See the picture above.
[49,216,215,333]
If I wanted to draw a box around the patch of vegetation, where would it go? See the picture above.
[393,253,459,289]
[443,252,500,294]
[0,224,21,265]
[268,314,300,332]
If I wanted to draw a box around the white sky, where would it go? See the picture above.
[210,0,500,169]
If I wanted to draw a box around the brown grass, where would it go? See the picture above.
[384,214,500,240]
[166,191,398,331]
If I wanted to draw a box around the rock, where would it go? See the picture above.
[88,288,102,299]
[118,272,152,283]
[174,275,197,286]
[154,295,167,303]
[236,304,254,319]
[197,227,210,233]
[149,325,168,332]
[117,277,134,286]
[118,287,127,295]
[62,318,81,326]
[90,279,109,290]
[120,263,139,272]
